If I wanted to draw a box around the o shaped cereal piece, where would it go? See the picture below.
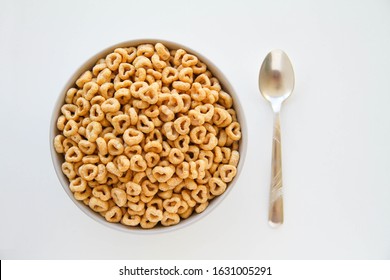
[152,165,175,183]
[229,150,240,167]
[123,128,144,146]
[126,181,142,196]
[140,216,158,229]
[89,104,104,122]
[133,55,152,69]
[83,81,99,101]
[61,104,78,121]
[74,186,92,201]
[173,49,186,66]
[182,54,198,67]
[97,68,112,85]
[136,44,154,57]
[159,105,175,122]
[107,138,124,156]
[69,177,87,192]
[130,154,147,172]
[62,162,76,180]
[121,213,141,227]
[195,202,209,214]
[88,197,109,213]
[95,164,107,184]
[112,114,130,134]
[111,187,127,207]
[168,148,184,165]
[190,126,207,145]
[151,53,167,69]
[188,109,205,126]
[130,82,148,98]
[105,206,122,223]
[178,67,193,83]
[124,145,142,158]
[163,197,181,214]
[172,81,190,92]
[65,146,83,163]
[141,180,159,197]
[76,97,90,116]
[195,73,211,87]
[209,177,227,196]
[54,135,65,153]
[174,135,190,153]
[161,212,180,227]
[155,43,170,60]
[162,67,178,84]
[78,140,96,155]
[92,185,111,201]
[135,67,146,82]
[139,83,159,105]
[79,164,98,181]
[62,120,79,137]
[57,115,67,131]
[145,152,160,168]
[219,164,237,183]
[191,185,208,204]
[176,162,189,179]
[106,52,122,71]
[99,82,115,99]
[95,137,108,155]
[200,133,218,151]
[145,206,163,223]
[128,200,145,212]
[106,162,122,178]
[143,104,160,119]
[174,116,191,135]
[75,70,92,88]
[226,121,242,141]
[114,88,131,105]
[101,98,120,113]
[162,122,179,141]
[144,141,162,153]
[82,155,99,164]
[118,63,135,80]
[199,150,214,169]
[137,114,155,134]
[195,104,214,122]
[115,155,130,172]
[218,90,233,108]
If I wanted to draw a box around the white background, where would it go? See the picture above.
[0,0,389,259]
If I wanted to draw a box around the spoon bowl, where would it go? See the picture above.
[259,49,295,227]
[259,50,295,105]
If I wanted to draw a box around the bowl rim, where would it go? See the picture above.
[49,38,248,234]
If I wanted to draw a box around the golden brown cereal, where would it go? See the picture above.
[54,42,242,229]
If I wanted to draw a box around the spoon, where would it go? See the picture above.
[259,49,295,227]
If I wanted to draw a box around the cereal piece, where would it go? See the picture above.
[226,121,242,141]
[145,206,163,222]
[161,212,180,226]
[111,187,127,207]
[121,213,141,226]
[105,206,122,223]
[130,154,147,172]
[209,177,227,196]
[89,197,109,212]
[218,164,237,183]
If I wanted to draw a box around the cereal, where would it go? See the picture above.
[54,42,242,229]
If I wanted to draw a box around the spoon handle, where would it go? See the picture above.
[269,112,284,227]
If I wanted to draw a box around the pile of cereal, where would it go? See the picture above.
[54,42,242,228]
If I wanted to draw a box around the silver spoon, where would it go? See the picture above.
[259,49,295,227]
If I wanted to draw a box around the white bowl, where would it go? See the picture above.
[50,39,248,234]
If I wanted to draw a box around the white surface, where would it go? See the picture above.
[0,0,389,259]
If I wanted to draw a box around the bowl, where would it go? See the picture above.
[50,39,247,233]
